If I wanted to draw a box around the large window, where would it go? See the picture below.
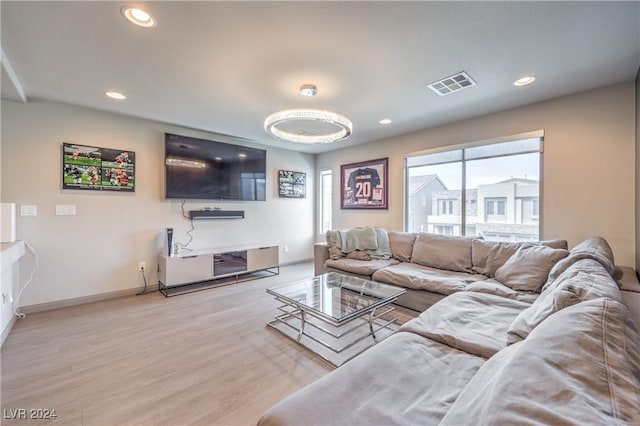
[405,132,543,242]
[319,170,332,234]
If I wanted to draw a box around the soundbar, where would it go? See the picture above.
[189,210,245,219]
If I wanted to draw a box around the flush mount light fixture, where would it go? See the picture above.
[379,118,392,125]
[264,84,352,144]
[299,84,318,97]
[105,91,127,100]
[121,7,157,28]
[513,75,536,87]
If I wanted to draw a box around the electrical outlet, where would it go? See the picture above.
[283,245,289,253]
[138,261,146,271]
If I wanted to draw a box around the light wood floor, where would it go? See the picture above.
[1,263,417,426]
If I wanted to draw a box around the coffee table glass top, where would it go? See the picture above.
[267,272,405,323]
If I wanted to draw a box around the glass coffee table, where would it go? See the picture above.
[267,272,406,366]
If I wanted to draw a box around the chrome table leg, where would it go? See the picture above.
[369,307,378,343]
[297,310,305,342]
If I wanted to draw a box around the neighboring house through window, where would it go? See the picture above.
[485,197,506,222]
[404,131,543,242]
[439,199,454,215]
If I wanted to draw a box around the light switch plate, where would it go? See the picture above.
[20,205,37,216]
[55,205,76,216]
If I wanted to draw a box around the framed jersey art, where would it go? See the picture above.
[340,157,388,209]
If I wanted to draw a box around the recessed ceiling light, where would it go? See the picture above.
[105,91,127,100]
[513,76,536,87]
[121,7,157,28]
[238,153,247,158]
[299,84,318,97]
[379,118,392,125]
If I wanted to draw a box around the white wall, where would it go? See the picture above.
[317,82,636,266]
[1,100,315,307]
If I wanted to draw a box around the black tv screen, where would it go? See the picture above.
[164,133,266,201]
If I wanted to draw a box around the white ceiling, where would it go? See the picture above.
[2,1,639,154]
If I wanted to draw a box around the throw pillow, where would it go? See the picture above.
[346,250,371,261]
[388,231,417,262]
[494,245,569,292]
[471,240,523,277]
[411,233,474,273]
[541,239,569,250]
[472,239,569,278]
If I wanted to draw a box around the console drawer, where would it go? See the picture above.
[160,254,213,286]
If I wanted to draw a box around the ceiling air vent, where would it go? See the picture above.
[428,72,476,96]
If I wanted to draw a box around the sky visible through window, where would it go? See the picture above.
[410,153,539,189]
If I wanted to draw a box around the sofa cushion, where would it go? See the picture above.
[544,235,616,290]
[325,258,399,276]
[471,239,568,277]
[440,298,640,426]
[400,292,529,359]
[372,262,486,295]
[545,258,621,294]
[464,278,538,304]
[494,245,569,292]
[507,260,623,344]
[411,233,473,273]
[257,332,485,426]
[388,231,417,262]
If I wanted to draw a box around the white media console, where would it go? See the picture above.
[158,245,279,296]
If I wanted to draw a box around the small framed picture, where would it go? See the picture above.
[340,157,388,209]
[62,143,135,192]
[279,170,306,198]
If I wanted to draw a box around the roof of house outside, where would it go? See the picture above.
[487,177,539,186]
[408,174,447,195]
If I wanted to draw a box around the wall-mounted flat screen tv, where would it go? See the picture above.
[62,143,135,192]
[164,133,266,201]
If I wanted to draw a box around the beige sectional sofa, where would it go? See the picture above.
[315,229,571,311]
[260,233,640,425]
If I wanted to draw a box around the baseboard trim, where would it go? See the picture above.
[1,314,16,347]
[280,257,313,267]
[20,283,160,315]
[18,260,311,315]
